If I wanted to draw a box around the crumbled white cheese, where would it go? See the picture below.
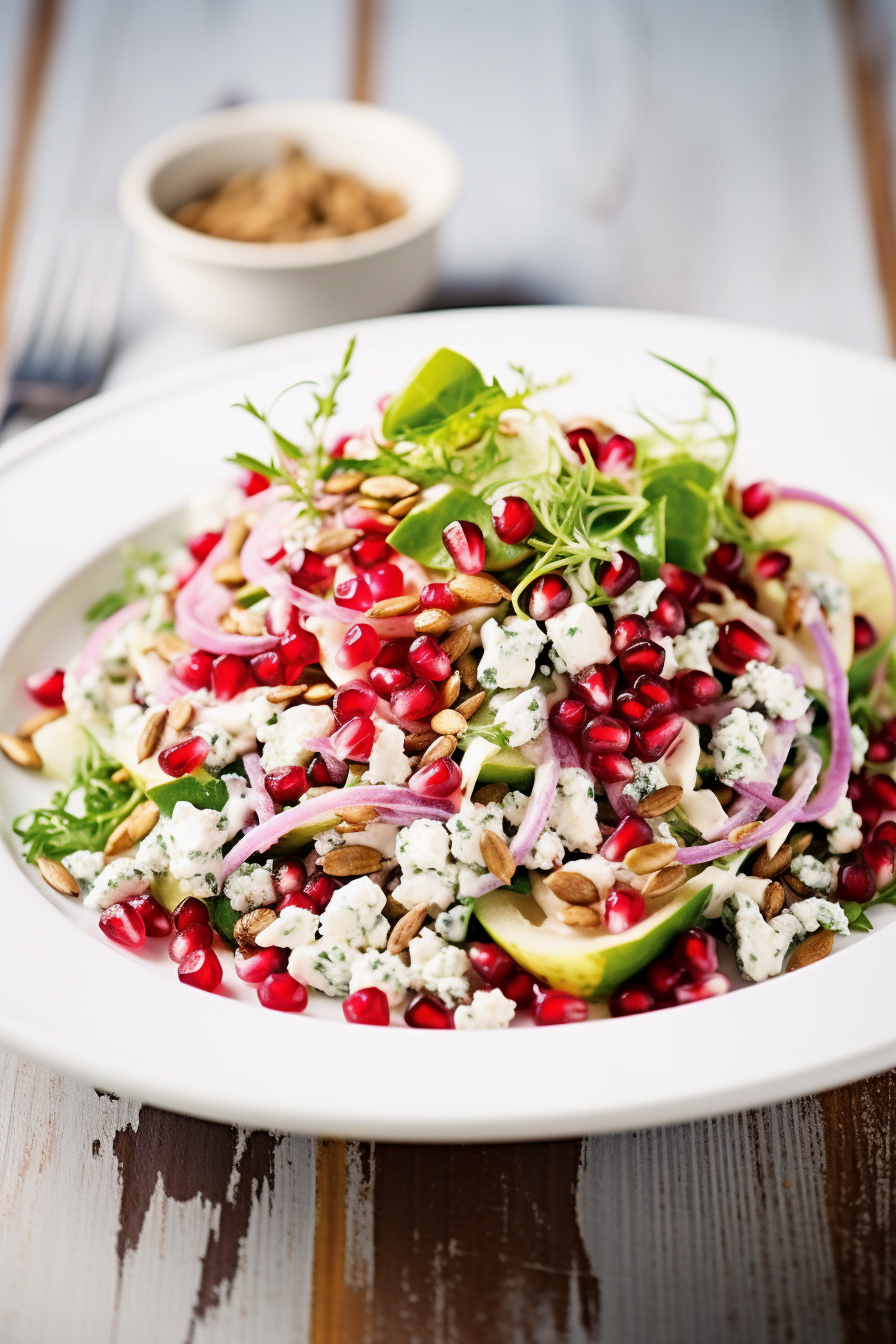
[137,784,251,900]
[851,723,869,773]
[723,890,848,983]
[477,615,548,690]
[805,570,850,616]
[195,722,240,770]
[365,722,411,786]
[288,938,359,996]
[223,860,276,912]
[622,760,668,804]
[408,927,448,967]
[391,867,459,913]
[548,768,601,853]
[671,619,719,674]
[64,666,134,727]
[493,687,547,747]
[84,857,152,911]
[502,790,529,827]
[545,603,612,675]
[314,823,397,859]
[521,826,565,870]
[447,800,506,868]
[710,708,768,783]
[348,949,411,1007]
[408,941,471,1005]
[791,853,838,893]
[255,703,336,769]
[820,794,864,854]
[318,875,389,949]
[455,988,516,1030]
[610,578,665,620]
[62,850,106,891]
[396,818,451,871]
[731,661,811,721]
[434,901,474,942]
[256,905,319,950]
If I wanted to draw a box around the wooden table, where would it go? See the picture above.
[1,2,896,1339]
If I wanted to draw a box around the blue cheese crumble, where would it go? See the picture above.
[447,800,506,867]
[610,578,665,620]
[318,875,389,949]
[710,708,768,783]
[671,620,719,674]
[544,603,612,675]
[723,890,848,982]
[454,988,516,1029]
[731,661,811,720]
[477,615,547,690]
[288,938,359,996]
[851,723,869,773]
[348,949,411,1007]
[223,860,276,912]
[820,795,864,854]
[493,687,547,747]
[805,570,849,616]
[396,818,451,870]
[622,760,667,804]
[548,767,601,853]
[408,932,471,1005]
[256,905,319,949]
[62,850,106,892]
[365,722,411,786]
[84,857,152,911]
[252,701,336,769]
[791,853,838,893]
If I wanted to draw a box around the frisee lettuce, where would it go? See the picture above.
[14,741,142,862]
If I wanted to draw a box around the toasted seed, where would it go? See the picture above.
[431,709,467,736]
[388,493,421,518]
[366,595,419,618]
[421,735,456,765]
[441,625,472,662]
[37,856,80,897]
[136,706,168,763]
[728,820,762,845]
[784,873,815,897]
[624,841,678,875]
[111,767,131,785]
[219,614,239,633]
[480,830,517,885]
[212,557,245,587]
[104,817,137,859]
[17,706,65,739]
[751,842,793,879]
[335,821,367,834]
[560,905,601,927]
[404,731,438,751]
[387,902,429,955]
[456,650,480,690]
[304,786,337,800]
[784,585,811,639]
[640,864,689,897]
[323,469,367,494]
[439,672,462,709]
[0,732,42,769]
[472,781,509,805]
[763,880,787,920]
[407,756,422,769]
[168,696,194,733]
[790,831,813,856]
[322,845,383,876]
[354,496,391,512]
[224,516,250,554]
[228,604,266,636]
[336,805,379,824]
[787,928,834,971]
[267,684,308,704]
[360,474,418,500]
[636,785,683,819]
[455,691,486,721]
[544,869,600,905]
[304,683,335,704]
[448,572,512,605]
[234,907,278,952]
[127,799,160,844]
[415,608,451,636]
[307,526,362,556]
[152,632,191,662]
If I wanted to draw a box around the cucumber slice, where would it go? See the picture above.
[476,877,712,999]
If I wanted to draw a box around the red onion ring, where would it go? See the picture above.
[794,617,852,822]
[778,487,896,609]
[175,534,278,656]
[74,598,148,679]
[243,751,274,825]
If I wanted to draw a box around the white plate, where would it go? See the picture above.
[2,306,895,1141]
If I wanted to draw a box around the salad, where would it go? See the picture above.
[6,342,896,1029]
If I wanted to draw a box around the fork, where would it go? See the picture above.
[0,216,126,431]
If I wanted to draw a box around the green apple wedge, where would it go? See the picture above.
[476,875,712,1000]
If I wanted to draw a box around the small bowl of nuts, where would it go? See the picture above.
[118,100,461,342]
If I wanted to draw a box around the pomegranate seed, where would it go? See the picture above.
[597,551,641,598]
[854,615,877,651]
[572,664,618,713]
[420,582,460,612]
[612,614,650,652]
[614,691,651,725]
[366,563,405,602]
[715,620,772,671]
[256,972,308,1012]
[25,667,65,708]
[242,469,270,496]
[187,530,223,563]
[864,840,896,889]
[492,495,535,544]
[250,651,283,686]
[674,972,730,1003]
[350,535,392,569]
[867,735,896,764]
[159,736,210,777]
[405,992,455,1028]
[307,754,348,787]
[409,758,462,797]
[528,574,571,620]
[604,887,646,934]
[392,679,439,722]
[267,858,303,900]
[334,574,373,611]
[741,480,777,518]
[619,639,665,681]
[609,985,655,1016]
[374,638,411,667]
[211,653,250,700]
[534,990,589,1025]
[443,520,485,574]
[468,942,515,986]
[99,902,146,949]
[597,434,636,475]
[582,714,631,754]
[336,623,382,669]
[867,775,896,811]
[408,635,452,681]
[659,563,702,607]
[369,664,413,695]
[169,924,213,963]
[234,946,289,982]
[566,425,601,461]
[342,504,395,535]
[590,753,634,784]
[631,674,677,718]
[173,650,214,691]
[674,928,718,979]
[277,892,317,915]
[287,549,332,592]
[643,958,684,1001]
[632,713,683,761]
[502,970,537,1007]
[875,820,896,847]
[279,627,319,669]
[328,434,351,459]
[676,669,722,708]
[649,589,685,637]
[344,986,391,1025]
[173,897,210,931]
[602,815,654,862]
[754,550,791,581]
[549,698,590,736]
[304,872,340,912]
[707,542,743,582]
[265,766,308,804]
[855,794,882,829]
[128,894,172,938]
[333,681,378,723]
[178,946,223,992]
[330,717,376,762]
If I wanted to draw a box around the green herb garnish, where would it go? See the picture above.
[84,546,165,624]
[13,742,142,862]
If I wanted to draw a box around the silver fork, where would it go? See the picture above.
[1,216,126,430]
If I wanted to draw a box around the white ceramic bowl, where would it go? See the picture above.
[118,100,462,341]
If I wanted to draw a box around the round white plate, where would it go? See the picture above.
[2,306,895,1141]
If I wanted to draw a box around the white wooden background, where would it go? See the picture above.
[1,1,896,1341]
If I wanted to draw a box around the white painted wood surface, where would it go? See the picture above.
[0,1,894,1340]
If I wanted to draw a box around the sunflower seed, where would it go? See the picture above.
[751,842,793,879]
[624,841,678,874]
[479,830,517,885]
[414,608,451,635]
[431,709,467,736]
[636,785,683,819]
[387,902,429,954]
[404,731,438,751]
[456,650,480,690]
[388,494,421,518]
[152,632,191,662]
[321,845,383,876]
[224,517,250,554]
[448,573,512,605]
[212,558,245,587]
[440,625,472,662]
[763,881,786,920]
[359,475,418,499]
[168,696,194,732]
[472,782,509,805]
[365,595,419,618]
[37,856,80,897]
[127,799,160,844]
[17,706,65,739]
[266,684,308,704]
[439,672,461,708]
[0,732,42,769]
[304,683,335,704]
[420,735,456,765]
[786,928,834,970]
[544,870,600,905]
[559,905,601,927]
[728,821,763,845]
[307,527,361,556]
[455,691,486,720]
[323,470,367,494]
[335,805,379,823]
[234,907,277,951]
[640,864,688,897]
[136,706,168,763]
[110,768,131,785]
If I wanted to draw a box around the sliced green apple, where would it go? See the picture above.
[31,714,92,781]
[147,772,228,816]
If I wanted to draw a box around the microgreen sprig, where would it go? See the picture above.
[14,740,142,862]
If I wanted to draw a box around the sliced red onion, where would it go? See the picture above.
[221,785,456,876]
[708,718,796,840]
[74,598,148,679]
[778,486,896,608]
[152,674,194,705]
[794,617,852,822]
[300,736,350,784]
[604,781,638,818]
[175,533,278,656]
[467,731,562,899]
[243,750,275,825]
